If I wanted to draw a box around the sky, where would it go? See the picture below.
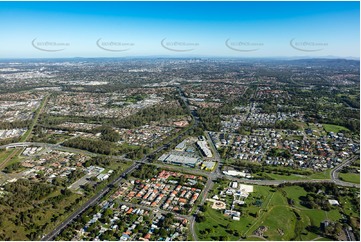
[0,1,359,58]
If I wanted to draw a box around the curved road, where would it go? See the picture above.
[1,142,359,188]
[1,88,359,240]
[331,155,359,187]
[1,143,359,241]
[1,86,358,241]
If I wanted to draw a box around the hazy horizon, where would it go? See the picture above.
[0,1,359,58]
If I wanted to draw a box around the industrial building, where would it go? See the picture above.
[201,161,216,171]
[223,169,252,178]
[158,154,201,167]
[175,140,187,151]
[196,140,213,157]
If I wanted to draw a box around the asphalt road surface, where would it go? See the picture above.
[41,163,139,241]
[4,87,359,240]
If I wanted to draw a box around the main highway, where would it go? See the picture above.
[3,142,358,241]
[2,87,358,241]
[38,86,199,241]
[331,155,359,187]
[41,162,140,241]
[4,139,357,190]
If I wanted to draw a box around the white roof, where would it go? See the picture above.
[328,199,339,206]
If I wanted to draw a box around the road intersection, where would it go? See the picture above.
[2,138,359,241]
[1,88,358,241]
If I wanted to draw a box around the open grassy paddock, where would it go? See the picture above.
[195,184,346,241]
[339,173,360,184]
[322,124,350,133]
[255,168,332,181]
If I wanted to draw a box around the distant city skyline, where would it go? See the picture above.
[0,1,359,58]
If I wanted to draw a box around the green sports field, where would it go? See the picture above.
[195,185,344,241]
